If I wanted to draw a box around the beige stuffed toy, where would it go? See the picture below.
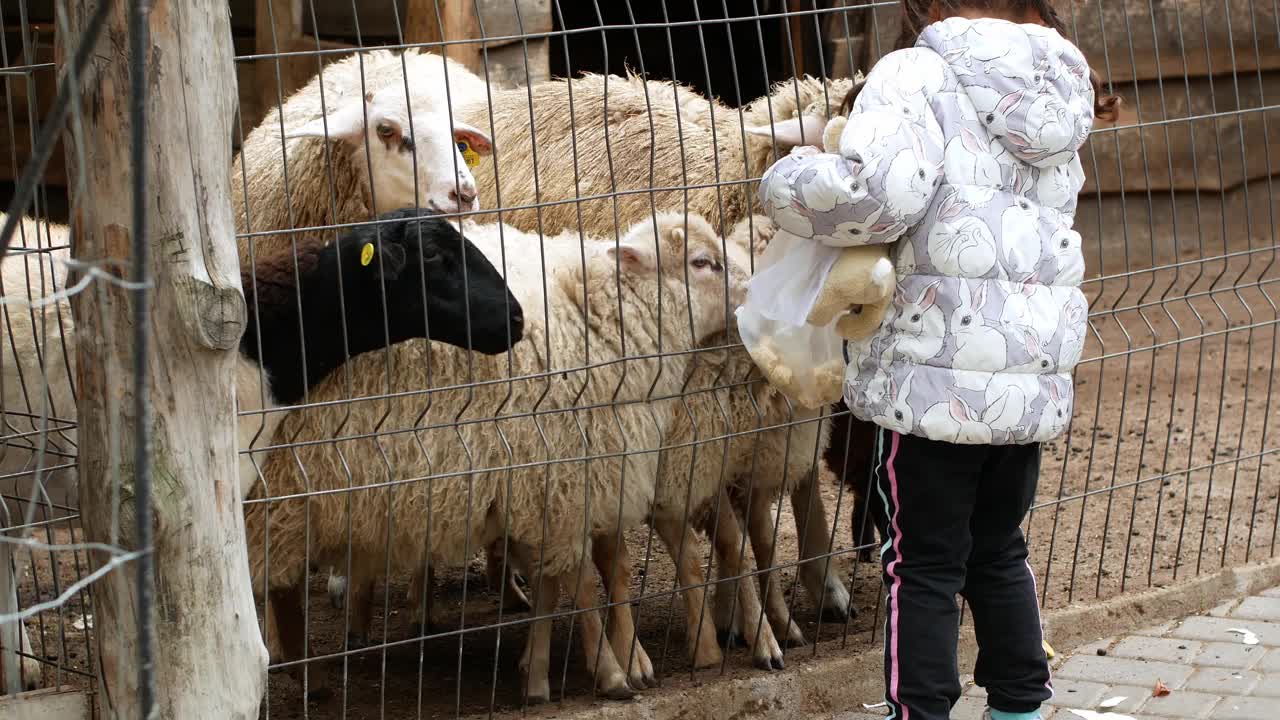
[801,115,896,340]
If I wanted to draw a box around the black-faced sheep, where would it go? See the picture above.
[240,207,523,406]
[242,212,748,702]
[2,209,519,493]
[0,209,519,694]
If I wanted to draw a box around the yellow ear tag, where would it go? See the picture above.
[360,242,375,267]
[458,140,480,169]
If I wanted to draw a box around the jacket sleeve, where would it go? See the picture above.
[758,48,946,248]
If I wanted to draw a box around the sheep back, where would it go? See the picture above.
[460,73,851,239]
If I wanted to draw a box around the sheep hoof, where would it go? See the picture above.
[753,655,776,672]
[782,627,808,649]
[821,602,853,623]
[690,644,723,669]
[771,655,785,671]
[601,684,636,701]
[717,629,743,649]
[306,686,333,703]
[522,680,551,705]
[408,621,435,639]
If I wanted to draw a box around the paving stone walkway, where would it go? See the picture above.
[835,585,1280,719]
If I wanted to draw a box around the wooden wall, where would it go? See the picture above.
[0,1,552,192]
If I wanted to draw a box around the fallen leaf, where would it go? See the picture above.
[1067,710,1136,720]
[1099,696,1127,708]
[1153,679,1171,697]
[1043,639,1056,659]
[70,614,92,631]
[1226,627,1260,645]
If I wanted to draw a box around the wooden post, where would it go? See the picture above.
[60,1,266,718]
[406,0,483,73]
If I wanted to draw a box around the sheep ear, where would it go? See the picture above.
[452,121,493,156]
[745,116,827,148]
[607,243,655,274]
[285,100,371,143]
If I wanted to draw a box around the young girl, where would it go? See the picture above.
[758,2,1119,720]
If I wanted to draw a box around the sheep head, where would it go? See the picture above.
[587,213,747,351]
[742,75,859,154]
[285,85,494,217]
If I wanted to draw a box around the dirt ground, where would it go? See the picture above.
[9,233,1279,720]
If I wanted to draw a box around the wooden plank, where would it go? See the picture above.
[1101,46,1280,85]
[406,0,482,72]
[0,686,89,720]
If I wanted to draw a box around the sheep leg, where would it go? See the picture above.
[266,583,330,701]
[563,564,633,700]
[408,564,441,637]
[711,563,742,649]
[591,534,655,689]
[343,574,375,649]
[326,568,347,610]
[709,492,784,670]
[653,515,722,669]
[743,488,808,648]
[790,470,853,622]
[519,573,558,704]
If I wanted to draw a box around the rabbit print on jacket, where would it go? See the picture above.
[759,17,1094,445]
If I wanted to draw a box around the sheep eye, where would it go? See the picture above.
[1041,359,1050,368]
[961,315,972,326]
[917,169,926,179]
[894,410,904,421]
[911,313,921,322]
[985,113,995,123]
[692,257,722,272]
[1057,409,1064,417]
[1060,239,1069,249]
[376,123,396,139]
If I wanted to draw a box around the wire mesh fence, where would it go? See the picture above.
[0,1,1277,718]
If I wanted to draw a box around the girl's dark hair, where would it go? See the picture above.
[894,0,1121,122]
[839,84,861,116]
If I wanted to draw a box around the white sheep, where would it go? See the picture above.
[448,216,854,674]
[328,73,864,669]
[443,75,862,663]
[243,212,748,702]
[233,47,496,272]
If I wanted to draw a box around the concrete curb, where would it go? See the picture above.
[473,556,1280,720]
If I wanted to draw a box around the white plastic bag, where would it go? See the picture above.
[743,230,840,326]
[736,230,847,409]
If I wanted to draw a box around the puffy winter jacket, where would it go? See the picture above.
[758,17,1095,445]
